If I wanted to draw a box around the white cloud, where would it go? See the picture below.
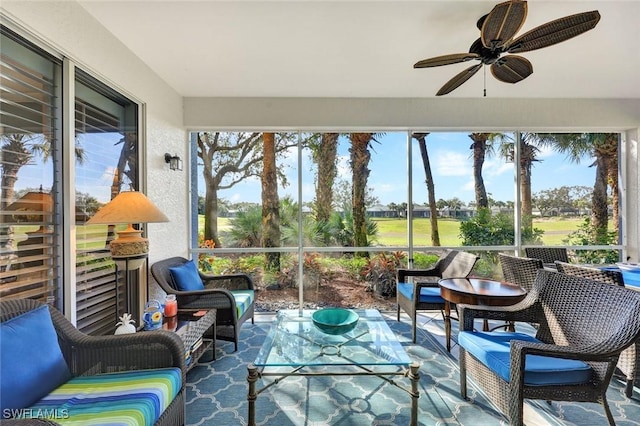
[483,158,513,177]
[336,155,350,177]
[434,150,471,177]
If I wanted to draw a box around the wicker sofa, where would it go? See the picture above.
[0,299,185,425]
[458,270,640,426]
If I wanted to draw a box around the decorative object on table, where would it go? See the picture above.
[616,262,640,272]
[86,190,169,263]
[311,308,359,335]
[413,0,600,96]
[114,313,136,334]
[164,294,178,317]
[163,315,178,332]
[142,300,163,331]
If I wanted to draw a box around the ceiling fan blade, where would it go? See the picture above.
[481,0,528,50]
[436,63,482,96]
[507,10,600,53]
[490,55,533,83]
[414,53,479,68]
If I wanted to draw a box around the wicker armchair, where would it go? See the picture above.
[396,249,479,343]
[499,253,543,292]
[555,261,638,397]
[498,253,543,331]
[524,247,569,268]
[151,256,254,351]
[0,298,186,425]
[458,270,640,425]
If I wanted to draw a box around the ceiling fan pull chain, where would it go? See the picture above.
[483,66,487,97]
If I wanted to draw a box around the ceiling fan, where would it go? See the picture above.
[414,0,600,96]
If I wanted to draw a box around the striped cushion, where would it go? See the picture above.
[26,368,181,426]
[231,290,254,318]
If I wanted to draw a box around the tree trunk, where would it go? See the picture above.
[520,142,534,232]
[414,133,440,246]
[316,133,338,224]
[261,133,280,271]
[591,154,609,237]
[203,176,221,247]
[602,134,619,235]
[469,133,489,209]
[349,133,371,255]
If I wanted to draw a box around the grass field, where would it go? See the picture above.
[209,215,590,247]
[372,216,585,246]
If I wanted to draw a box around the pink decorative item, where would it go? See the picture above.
[164,294,178,317]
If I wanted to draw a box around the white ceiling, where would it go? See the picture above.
[78,0,640,99]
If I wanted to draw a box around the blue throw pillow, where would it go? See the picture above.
[169,260,205,291]
[0,304,72,410]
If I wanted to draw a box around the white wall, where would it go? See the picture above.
[2,1,191,266]
[184,97,640,131]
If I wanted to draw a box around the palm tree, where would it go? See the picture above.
[312,132,338,237]
[262,132,280,271]
[412,133,440,246]
[540,133,618,236]
[495,132,548,232]
[468,133,491,209]
[1,133,85,247]
[349,133,374,254]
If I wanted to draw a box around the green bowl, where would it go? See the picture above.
[312,308,359,335]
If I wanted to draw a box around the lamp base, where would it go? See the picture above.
[109,226,149,257]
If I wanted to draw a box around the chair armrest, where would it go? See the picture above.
[508,339,616,391]
[397,268,439,282]
[61,330,186,380]
[174,287,237,311]
[199,272,254,290]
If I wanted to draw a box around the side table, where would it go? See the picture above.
[154,309,217,371]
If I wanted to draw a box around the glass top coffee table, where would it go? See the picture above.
[247,309,419,425]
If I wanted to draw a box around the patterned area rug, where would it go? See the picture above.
[185,313,640,426]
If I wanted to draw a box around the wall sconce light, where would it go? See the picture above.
[164,153,183,171]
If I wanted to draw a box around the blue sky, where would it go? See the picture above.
[212,132,597,207]
[16,131,596,207]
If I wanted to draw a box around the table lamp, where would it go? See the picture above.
[6,189,54,232]
[87,191,169,269]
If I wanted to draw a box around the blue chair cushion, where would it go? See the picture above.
[601,266,640,289]
[459,331,592,386]
[397,282,445,304]
[0,304,72,410]
[169,260,205,291]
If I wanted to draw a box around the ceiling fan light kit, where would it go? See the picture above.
[414,0,600,96]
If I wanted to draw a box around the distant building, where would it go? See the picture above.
[439,207,475,219]
[366,204,398,218]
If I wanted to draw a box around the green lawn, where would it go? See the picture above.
[205,215,590,247]
[373,216,589,247]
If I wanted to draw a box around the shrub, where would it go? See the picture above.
[564,217,619,263]
[360,251,406,298]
